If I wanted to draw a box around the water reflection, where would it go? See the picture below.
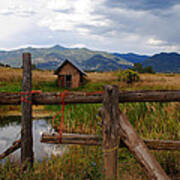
[0,117,67,162]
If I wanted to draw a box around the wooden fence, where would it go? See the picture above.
[2,53,180,179]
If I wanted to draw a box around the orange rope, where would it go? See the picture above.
[51,91,69,143]
[58,92,65,143]
[20,90,41,104]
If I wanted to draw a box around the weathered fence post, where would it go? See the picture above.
[118,109,170,179]
[102,85,119,180]
[21,53,34,167]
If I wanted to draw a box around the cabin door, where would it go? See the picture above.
[65,75,72,88]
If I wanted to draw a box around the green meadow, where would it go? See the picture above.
[1,67,180,179]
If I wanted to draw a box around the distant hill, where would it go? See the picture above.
[0,45,133,71]
[113,53,149,63]
[36,61,59,70]
[82,54,132,71]
[142,52,180,73]
[1,45,180,72]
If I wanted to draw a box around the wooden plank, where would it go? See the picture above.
[145,139,180,150]
[2,134,180,160]
[118,110,170,180]
[41,133,180,151]
[0,92,103,105]
[2,90,180,105]
[0,139,21,160]
[102,85,119,180]
[21,53,34,167]
[118,90,180,102]
[41,133,100,145]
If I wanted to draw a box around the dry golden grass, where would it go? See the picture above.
[0,67,56,83]
[32,70,56,83]
[0,67,22,82]
[1,67,180,91]
[134,73,180,90]
[86,71,117,82]
[87,71,180,90]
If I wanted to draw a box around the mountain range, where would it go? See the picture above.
[0,45,132,71]
[0,45,180,73]
[142,52,180,73]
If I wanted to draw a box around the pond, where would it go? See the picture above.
[0,117,67,163]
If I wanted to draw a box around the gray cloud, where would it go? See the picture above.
[53,9,72,14]
[1,0,180,54]
[25,0,180,54]
[76,0,180,53]
[105,0,180,11]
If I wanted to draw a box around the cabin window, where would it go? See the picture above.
[80,75,83,84]
[66,75,72,81]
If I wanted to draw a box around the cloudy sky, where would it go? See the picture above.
[0,0,180,55]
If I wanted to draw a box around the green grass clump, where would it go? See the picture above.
[47,104,102,135]
[0,146,104,180]
[119,102,180,140]
[0,82,22,92]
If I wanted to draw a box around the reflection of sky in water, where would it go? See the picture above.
[0,119,67,162]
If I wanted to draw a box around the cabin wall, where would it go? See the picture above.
[58,63,80,88]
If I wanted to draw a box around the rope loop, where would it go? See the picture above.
[103,144,119,153]
[20,90,41,104]
[51,90,69,143]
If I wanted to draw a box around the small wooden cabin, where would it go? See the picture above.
[54,59,86,88]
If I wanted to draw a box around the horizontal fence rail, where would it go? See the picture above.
[2,90,180,105]
[2,133,180,161]
[41,133,180,151]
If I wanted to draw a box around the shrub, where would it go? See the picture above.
[132,63,155,74]
[117,69,140,83]
[143,66,155,73]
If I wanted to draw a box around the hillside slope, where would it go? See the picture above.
[113,53,149,63]
[142,52,180,73]
[82,54,132,71]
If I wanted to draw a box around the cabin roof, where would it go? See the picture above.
[54,59,87,76]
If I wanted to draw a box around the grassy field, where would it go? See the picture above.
[1,67,180,92]
[1,67,180,179]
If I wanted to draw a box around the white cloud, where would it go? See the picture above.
[47,0,72,11]
[0,1,37,17]
[147,38,166,46]
[164,45,180,52]
[0,16,30,41]
[146,37,180,54]
[39,0,109,34]
[0,7,36,17]
[76,28,90,35]
[0,44,54,51]
[70,44,87,48]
